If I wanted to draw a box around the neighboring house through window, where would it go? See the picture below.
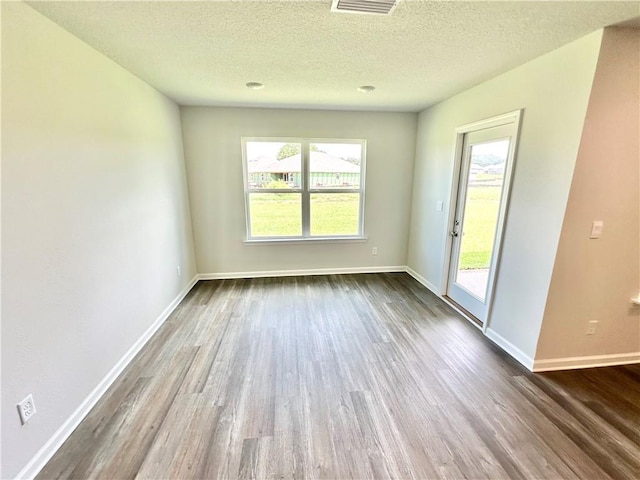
[242,138,366,240]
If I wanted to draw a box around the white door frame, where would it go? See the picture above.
[440,110,523,332]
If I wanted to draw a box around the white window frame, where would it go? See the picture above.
[241,137,367,243]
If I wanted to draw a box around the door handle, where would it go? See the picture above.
[451,219,460,236]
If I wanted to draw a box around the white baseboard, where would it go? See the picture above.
[405,266,442,295]
[198,265,406,280]
[15,275,199,480]
[485,328,535,371]
[533,352,640,372]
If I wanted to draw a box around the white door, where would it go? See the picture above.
[446,120,519,324]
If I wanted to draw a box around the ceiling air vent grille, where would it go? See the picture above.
[331,0,399,16]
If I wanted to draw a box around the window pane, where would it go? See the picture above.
[455,139,509,300]
[246,141,301,189]
[310,193,360,236]
[249,193,301,237]
[309,143,361,189]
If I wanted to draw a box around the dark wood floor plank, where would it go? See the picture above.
[515,374,639,480]
[135,395,221,479]
[69,346,198,479]
[37,273,640,480]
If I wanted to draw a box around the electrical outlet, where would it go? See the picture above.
[372,247,378,255]
[586,320,598,335]
[176,266,181,277]
[17,394,36,425]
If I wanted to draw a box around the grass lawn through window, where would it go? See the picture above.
[250,193,359,237]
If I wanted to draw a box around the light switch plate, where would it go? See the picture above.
[590,220,604,239]
[436,201,443,212]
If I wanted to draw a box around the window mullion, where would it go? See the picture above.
[301,140,310,237]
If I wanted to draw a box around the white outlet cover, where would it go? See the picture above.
[17,394,36,425]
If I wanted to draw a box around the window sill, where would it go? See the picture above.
[243,236,368,246]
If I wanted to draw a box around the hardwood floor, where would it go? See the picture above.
[37,273,640,480]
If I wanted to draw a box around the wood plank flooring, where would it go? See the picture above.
[37,273,640,479]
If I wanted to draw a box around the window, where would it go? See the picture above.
[241,138,366,241]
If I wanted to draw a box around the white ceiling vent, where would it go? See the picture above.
[331,0,400,16]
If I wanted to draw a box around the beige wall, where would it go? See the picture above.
[181,107,417,275]
[1,3,196,478]
[536,28,640,361]
[407,31,603,360]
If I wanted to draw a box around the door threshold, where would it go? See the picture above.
[442,296,484,329]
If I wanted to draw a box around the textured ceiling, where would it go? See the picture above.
[27,1,640,112]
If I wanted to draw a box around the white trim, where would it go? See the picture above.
[455,110,523,134]
[302,140,310,237]
[533,352,640,372]
[14,275,199,480]
[482,111,524,333]
[198,266,405,280]
[485,328,535,371]
[243,236,367,245]
[406,266,442,295]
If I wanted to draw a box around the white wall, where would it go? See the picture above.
[1,3,196,478]
[407,31,603,361]
[181,107,417,275]
[536,28,640,362]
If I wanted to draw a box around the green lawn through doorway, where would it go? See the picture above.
[458,185,501,269]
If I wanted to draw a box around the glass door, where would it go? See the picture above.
[447,123,517,323]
